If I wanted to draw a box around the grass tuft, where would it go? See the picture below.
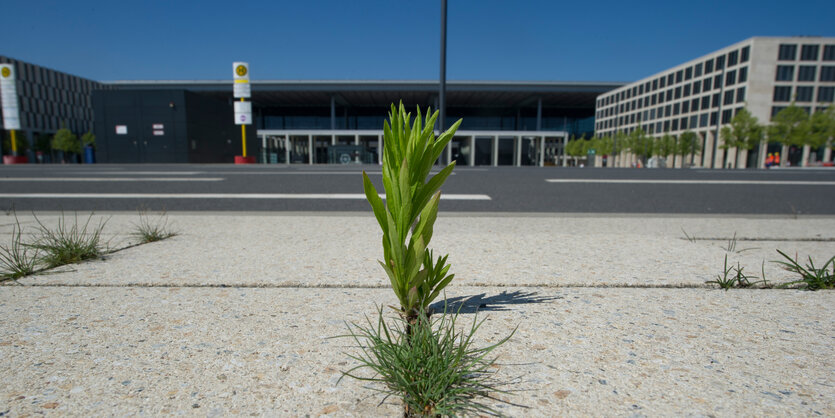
[132,210,177,244]
[28,212,108,268]
[0,215,40,281]
[706,254,764,290]
[774,250,835,291]
[339,304,518,417]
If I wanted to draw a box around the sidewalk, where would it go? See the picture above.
[1,213,834,416]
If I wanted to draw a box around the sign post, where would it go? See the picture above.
[232,62,254,164]
[1,64,27,164]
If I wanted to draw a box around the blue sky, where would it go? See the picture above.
[3,0,834,82]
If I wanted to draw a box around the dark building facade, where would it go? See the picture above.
[0,55,106,158]
[93,90,250,163]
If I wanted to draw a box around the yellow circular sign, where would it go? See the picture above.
[235,65,247,77]
[1,67,10,78]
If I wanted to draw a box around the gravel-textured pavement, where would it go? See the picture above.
[1,212,833,416]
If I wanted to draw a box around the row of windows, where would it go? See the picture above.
[19,98,93,121]
[598,47,751,107]
[770,106,831,119]
[778,44,835,61]
[13,112,92,133]
[776,65,835,82]
[597,67,748,117]
[0,58,103,95]
[597,106,746,133]
[598,89,747,128]
[18,83,92,108]
[774,85,835,103]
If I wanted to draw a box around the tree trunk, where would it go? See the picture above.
[757,140,768,169]
[824,140,832,163]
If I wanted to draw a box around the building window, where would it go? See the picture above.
[676,70,683,83]
[667,73,675,85]
[704,78,712,91]
[694,63,703,77]
[737,87,746,103]
[672,119,679,131]
[741,46,750,62]
[724,90,735,105]
[738,66,748,83]
[690,115,697,128]
[651,94,657,105]
[800,44,820,61]
[666,89,673,101]
[716,55,725,70]
[682,101,690,113]
[773,86,792,102]
[818,86,834,102]
[820,66,835,81]
[665,105,672,117]
[701,96,711,110]
[684,84,691,97]
[728,50,739,66]
[685,67,693,80]
[712,93,720,108]
[692,98,700,110]
[776,65,794,81]
[700,113,709,127]
[675,87,682,99]
[779,44,797,61]
[659,77,666,88]
[798,66,816,81]
[644,96,650,107]
[664,121,671,132]
[713,74,722,89]
[722,109,733,124]
[795,86,814,102]
[705,59,714,74]
[652,79,658,91]
[658,92,665,104]
[824,45,835,61]
[673,103,680,116]
[726,70,736,86]
[693,80,701,94]
[680,117,688,130]
[710,112,718,126]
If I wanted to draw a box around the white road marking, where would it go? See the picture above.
[69,171,206,175]
[0,177,224,182]
[545,179,835,186]
[0,193,491,200]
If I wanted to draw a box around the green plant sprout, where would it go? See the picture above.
[362,102,461,325]
[0,215,40,281]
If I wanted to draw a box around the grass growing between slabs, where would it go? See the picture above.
[0,210,177,282]
[339,305,518,417]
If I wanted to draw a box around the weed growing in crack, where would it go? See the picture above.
[339,305,518,417]
[132,210,177,243]
[28,212,108,268]
[681,227,697,243]
[0,215,40,281]
[706,254,764,290]
[774,250,835,290]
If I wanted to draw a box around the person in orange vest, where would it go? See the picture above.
[775,152,781,166]
[765,153,774,168]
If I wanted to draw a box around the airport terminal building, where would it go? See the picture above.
[1,54,618,165]
[594,37,835,168]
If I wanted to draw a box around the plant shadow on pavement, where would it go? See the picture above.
[430,290,562,314]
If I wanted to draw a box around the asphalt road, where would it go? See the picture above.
[0,163,834,215]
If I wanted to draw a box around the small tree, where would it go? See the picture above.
[654,134,676,160]
[768,104,809,166]
[51,128,81,162]
[720,108,764,168]
[808,106,835,164]
[628,127,652,164]
[677,131,702,166]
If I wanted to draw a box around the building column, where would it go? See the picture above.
[468,136,475,166]
[801,145,811,167]
[492,136,499,167]
[823,141,832,164]
[538,136,545,167]
[331,135,336,146]
[445,142,452,165]
[779,144,789,167]
[354,134,359,146]
[285,136,291,164]
[308,135,314,165]
[536,98,542,131]
[515,136,522,167]
[377,134,383,165]
[757,140,767,169]
[703,132,714,168]
[330,96,336,130]
[737,148,748,169]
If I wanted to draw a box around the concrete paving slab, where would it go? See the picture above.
[0,286,832,416]
[7,214,835,288]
